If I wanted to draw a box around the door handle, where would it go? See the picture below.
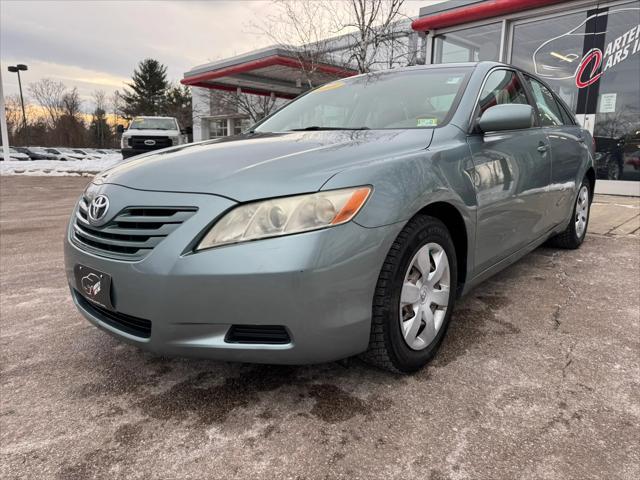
[537,143,548,153]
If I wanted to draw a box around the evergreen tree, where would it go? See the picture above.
[121,59,168,117]
[163,84,193,130]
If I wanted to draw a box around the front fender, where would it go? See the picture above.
[322,139,476,230]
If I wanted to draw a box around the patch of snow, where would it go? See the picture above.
[0,153,123,177]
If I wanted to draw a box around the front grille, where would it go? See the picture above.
[72,197,197,260]
[75,290,152,338]
[129,136,172,150]
[225,325,291,345]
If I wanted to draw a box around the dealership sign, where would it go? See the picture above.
[576,24,640,88]
[533,7,640,88]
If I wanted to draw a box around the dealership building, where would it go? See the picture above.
[183,0,640,195]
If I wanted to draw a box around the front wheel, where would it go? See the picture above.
[548,178,591,249]
[361,215,457,373]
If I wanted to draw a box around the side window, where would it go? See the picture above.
[558,102,576,126]
[525,76,564,127]
[477,70,529,117]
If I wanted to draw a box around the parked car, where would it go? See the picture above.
[12,146,57,160]
[41,148,84,161]
[89,149,110,156]
[118,116,191,159]
[70,148,105,160]
[65,62,595,373]
[0,147,30,161]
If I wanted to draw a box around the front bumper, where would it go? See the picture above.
[121,147,156,159]
[64,184,402,364]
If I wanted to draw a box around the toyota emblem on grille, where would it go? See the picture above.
[88,195,109,222]
[144,139,156,146]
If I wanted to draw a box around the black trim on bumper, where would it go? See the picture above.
[74,290,152,338]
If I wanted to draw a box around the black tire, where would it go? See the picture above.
[361,215,458,373]
[548,178,591,249]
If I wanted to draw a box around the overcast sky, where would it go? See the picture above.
[1,0,433,110]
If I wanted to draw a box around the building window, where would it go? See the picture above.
[209,119,228,138]
[433,22,502,63]
[511,3,640,182]
[233,118,252,135]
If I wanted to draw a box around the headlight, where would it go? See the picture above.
[196,186,371,250]
[170,135,181,145]
[121,136,130,149]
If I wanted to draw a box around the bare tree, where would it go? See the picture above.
[254,0,340,88]
[55,88,85,146]
[92,89,107,113]
[109,90,124,123]
[212,89,278,124]
[257,0,409,76]
[328,0,408,73]
[28,78,66,128]
[3,95,24,137]
[61,88,82,119]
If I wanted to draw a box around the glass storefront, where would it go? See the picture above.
[510,2,640,181]
[429,1,640,187]
[434,22,502,63]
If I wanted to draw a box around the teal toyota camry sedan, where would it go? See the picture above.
[64,62,594,373]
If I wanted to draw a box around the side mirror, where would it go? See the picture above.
[478,104,534,133]
[116,124,125,134]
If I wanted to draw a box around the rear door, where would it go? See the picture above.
[467,68,554,273]
[522,74,587,228]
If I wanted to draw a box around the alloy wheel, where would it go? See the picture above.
[399,242,451,351]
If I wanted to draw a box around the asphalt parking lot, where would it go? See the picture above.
[1,176,639,480]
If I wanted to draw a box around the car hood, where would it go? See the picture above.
[123,129,179,137]
[95,130,433,201]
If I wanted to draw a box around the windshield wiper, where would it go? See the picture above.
[288,126,370,131]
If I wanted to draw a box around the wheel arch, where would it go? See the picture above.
[415,201,469,296]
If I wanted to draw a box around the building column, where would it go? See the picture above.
[191,86,210,142]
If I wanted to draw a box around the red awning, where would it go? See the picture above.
[411,0,566,32]
[181,49,357,99]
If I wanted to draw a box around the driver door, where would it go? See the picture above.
[467,69,554,273]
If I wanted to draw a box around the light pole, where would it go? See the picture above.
[0,68,11,160]
[7,64,28,138]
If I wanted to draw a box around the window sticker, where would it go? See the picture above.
[315,81,345,93]
[599,93,617,113]
[417,117,438,127]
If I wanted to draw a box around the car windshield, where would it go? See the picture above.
[129,118,177,130]
[255,67,471,133]
[46,148,60,154]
